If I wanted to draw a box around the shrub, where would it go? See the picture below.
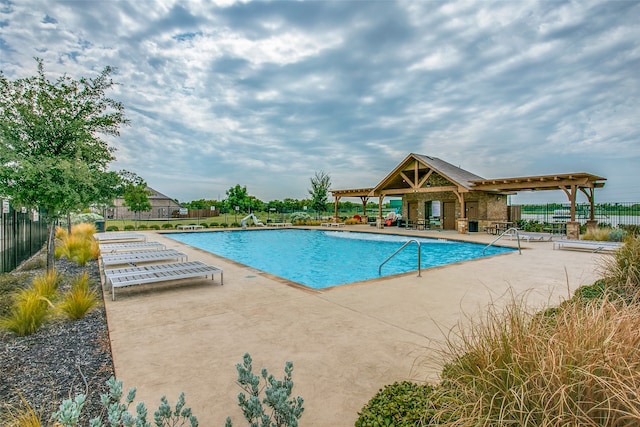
[48,354,302,427]
[123,224,135,231]
[162,223,174,229]
[290,212,311,224]
[52,376,198,427]
[356,381,436,426]
[432,297,640,426]
[620,224,640,237]
[17,255,46,271]
[220,223,229,228]
[0,288,51,336]
[608,228,627,242]
[225,353,304,427]
[69,212,104,226]
[230,222,240,228]
[106,225,119,232]
[517,220,544,232]
[199,222,208,228]
[345,218,360,225]
[57,272,98,320]
[572,279,608,304]
[149,224,160,230]
[209,222,219,227]
[137,224,148,230]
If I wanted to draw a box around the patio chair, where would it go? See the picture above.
[100,249,187,267]
[104,261,223,300]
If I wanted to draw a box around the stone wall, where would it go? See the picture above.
[399,191,508,231]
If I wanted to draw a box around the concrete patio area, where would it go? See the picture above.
[102,226,606,426]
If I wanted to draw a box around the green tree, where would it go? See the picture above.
[226,184,249,213]
[121,172,152,228]
[282,198,302,213]
[308,171,331,218]
[0,59,129,270]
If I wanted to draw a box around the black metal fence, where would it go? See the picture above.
[1,200,49,273]
[514,202,640,227]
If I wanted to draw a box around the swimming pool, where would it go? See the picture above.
[167,229,514,289]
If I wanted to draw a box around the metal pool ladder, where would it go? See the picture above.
[379,239,421,277]
[482,227,522,255]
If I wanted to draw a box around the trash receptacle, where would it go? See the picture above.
[468,220,479,233]
[95,220,105,233]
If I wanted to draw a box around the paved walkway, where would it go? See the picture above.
[102,226,605,426]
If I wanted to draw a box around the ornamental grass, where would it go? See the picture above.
[57,272,98,320]
[599,236,640,303]
[31,269,62,300]
[1,395,44,427]
[0,288,52,336]
[55,224,99,266]
[432,296,640,426]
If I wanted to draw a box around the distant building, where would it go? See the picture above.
[107,187,182,220]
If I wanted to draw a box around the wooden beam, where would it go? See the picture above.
[376,185,460,196]
[417,170,433,188]
[580,187,596,220]
[399,171,414,188]
[359,196,369,218]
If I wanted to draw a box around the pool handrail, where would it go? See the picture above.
[482,227,522,255]
[379,239,421,277]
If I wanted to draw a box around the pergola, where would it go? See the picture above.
[329,153,606,238]
[469,173,606,222]
[331,171,605,232]
[331,187,375,220]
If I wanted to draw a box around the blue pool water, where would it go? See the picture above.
[167,229,514,289]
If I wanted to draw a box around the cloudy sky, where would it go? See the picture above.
[1,0,639,204]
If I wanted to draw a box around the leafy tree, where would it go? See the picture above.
[120,171,152,228]
[0,59,129,270]
[226,184,249,213]
[308,171,331,217]
[282,198,303,213]
[246,195,264,213]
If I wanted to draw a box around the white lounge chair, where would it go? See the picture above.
[553,239,622,253]
[93,232,146,242]
[504,230,552,242]
[104,261,223,300]
[100,249,187,267]
[270,222,292,228]
[99,241,165,252]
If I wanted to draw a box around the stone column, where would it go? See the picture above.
[457,218,468,234]
[566,221,580,240]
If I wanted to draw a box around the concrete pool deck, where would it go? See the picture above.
[102,226,606,425]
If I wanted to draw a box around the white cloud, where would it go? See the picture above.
[1,0,638,202]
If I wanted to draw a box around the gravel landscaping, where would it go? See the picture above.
[0,255,114,425]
